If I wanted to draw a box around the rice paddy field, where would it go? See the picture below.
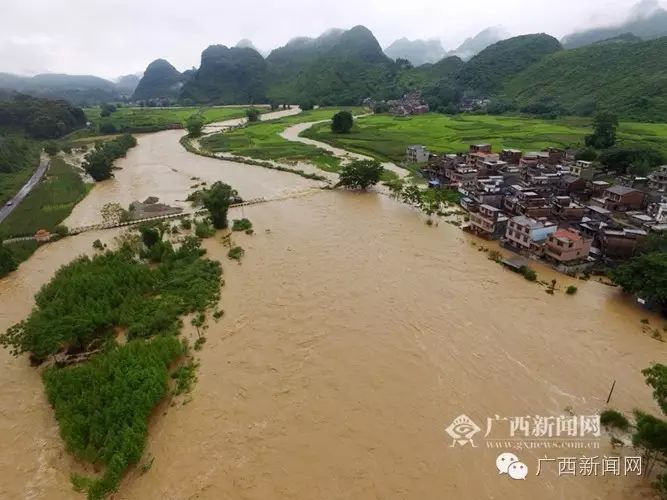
[200,107,365,172]
[301,113,667,164]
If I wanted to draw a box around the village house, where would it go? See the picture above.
[648,165,667,193]
[469,143,492,154]
[552,196,587,221]
[504,215,557,256]
[504,190,552,218]
[423,154,466,185]
[406,145,430,163]
[599,228,647,260]
[520,152,549,169]
[589,180,612,198]
[544,147,565,166]
[647,200,667,224]
[558,174,587,196]
[600,185,647,211]
[627,212,656,230]
[388,91,429,116]
[500,148,522,165]
[571,160,595,180]
[586,205,612,222]
[477,159,508,177]
[544,229,592,264]
[468,204,509,239]
[450,165,478,187]
[463,176,505,208]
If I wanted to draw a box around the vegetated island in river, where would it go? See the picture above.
[0,226,222,499]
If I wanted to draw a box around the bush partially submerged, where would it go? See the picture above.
[232,218,252,232]
[600,409,630,431]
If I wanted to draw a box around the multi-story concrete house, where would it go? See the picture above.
[468,204,509,239]
[558,175,587,196]
[504,190,552,218]
[500,149,522,165]
[544,229,592,264]
[406,145,430,163]
[505,215,557,255]
[599,228,647,259]
[648,165,667,193]
[552,197,587,221]
[571,160,595,180]
[601,186,647,211]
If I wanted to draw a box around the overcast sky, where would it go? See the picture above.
[0,0,659,79]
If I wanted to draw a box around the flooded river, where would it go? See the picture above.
[0,115,665,499]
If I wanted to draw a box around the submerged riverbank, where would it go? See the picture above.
[0,113,665,499]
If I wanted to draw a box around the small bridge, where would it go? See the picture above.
[2,198,267,244]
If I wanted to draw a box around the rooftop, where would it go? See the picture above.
[606,185,638,196]
[551,229,582,242]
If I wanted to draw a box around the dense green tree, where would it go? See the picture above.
[245,108,261,122]
[0,137,38,174]
[201,181,234,229]
[83,133,137,181]
[299,100,315,111]
[585,111,619,149]
[598,147,664,174]
[0,94,86,139]
[186,114,204,137]
[575,147,598,161]
[98,122,117,134]
[0,240,18,278]
[331,111,354,134]
[603,364,667,496]
[335,160,383,190]
[44,142,58,156]
[610,252,667,309]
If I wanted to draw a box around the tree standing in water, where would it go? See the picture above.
[335,160,383,190]
[202,181,234,229]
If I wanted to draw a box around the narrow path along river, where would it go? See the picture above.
[0,111,665,499]
[280,116,410,179]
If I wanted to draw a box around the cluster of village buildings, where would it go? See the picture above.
[414,143,667,273]
[364,92,430,116]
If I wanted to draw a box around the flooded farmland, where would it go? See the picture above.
[0,119,665,500]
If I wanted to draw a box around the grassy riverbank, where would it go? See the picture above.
[75,106,268,139]
[0,157,89,237]
[200,107,365,172]
[301,113,667,164]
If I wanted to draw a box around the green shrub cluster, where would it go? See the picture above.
[0,236,220,360]
[83,134,137,181]
[43,336,184,499]
[231,218,252,232]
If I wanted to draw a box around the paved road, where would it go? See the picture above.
[0,154,49,224]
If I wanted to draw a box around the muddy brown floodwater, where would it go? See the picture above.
[0,116,665,500]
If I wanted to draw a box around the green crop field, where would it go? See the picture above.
[301,113,667,164]
[83,105,269,134]
[200,107,365,172]
[0,157,89,237]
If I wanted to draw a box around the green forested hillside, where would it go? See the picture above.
[504,37,667,121]
[132,59,186,101]
[180,46,267,104]
[125,27,667,120]
[0,94,86,138]
[266,25,398,105]
[456,34,562,94]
